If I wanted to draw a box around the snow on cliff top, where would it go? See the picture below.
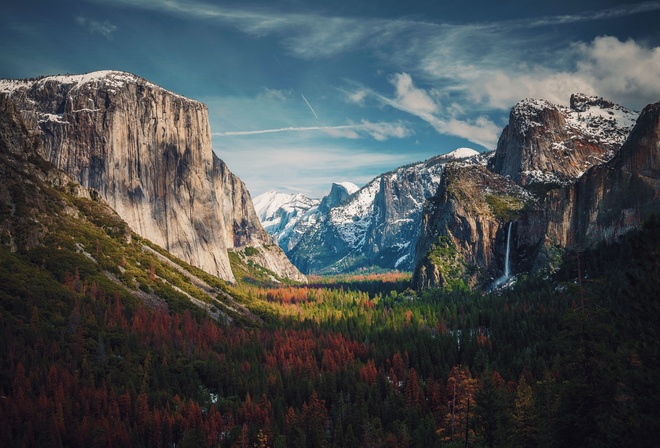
[0,70,133,93]
[0,70,201,104]
[513,94,638,147]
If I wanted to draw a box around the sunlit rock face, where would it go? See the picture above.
[488,94,637,186]
[1,71,305,283]
[412,164,532,290]
[413,95,659,290]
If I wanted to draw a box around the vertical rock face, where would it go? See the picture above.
[414,95,658,290]
[488,95,637,186]
[279,149,483,274]
[412,164,532,289]
[558,100,660,247]
[0,71,305,282]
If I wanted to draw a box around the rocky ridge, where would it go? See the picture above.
[412,163,533,289]
[0,71,305,283]
[488,94,637,186]
[413,95,659,290]
[257,148,483,274]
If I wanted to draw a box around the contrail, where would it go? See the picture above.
[214,124,362,136]
[301,93,319,119]
[273,53,287,72]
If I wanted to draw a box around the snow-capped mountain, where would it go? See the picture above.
[253,191,320,239]
[489,93,637,185]
[414,94,657,291]
[259,148,484,274]
[253,182,358,252]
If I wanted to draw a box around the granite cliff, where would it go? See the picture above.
[256,149,483,274]
[412,163,533,289]
[413,95,658,290]
[543,100,660,248]
[0,71,305,283]
[488,94,636,186]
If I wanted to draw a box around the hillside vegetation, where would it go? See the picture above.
[1,95,658,447]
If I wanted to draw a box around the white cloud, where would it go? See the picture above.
[75,16,117,38]
[391,73,438,114]
[366,73,500,148]
[434,36,660,111]
[257,88,292,101]
[359,120,412,141]
[575,36,660,107]
[463,67,597,110]
[440,117,502,149]
[346,88,367,105]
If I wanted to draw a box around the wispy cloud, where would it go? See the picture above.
[430,36,660,111]
[363,73,501,149]
[513,1,660,28]
[391,73,438,115]
[84,0,660,57]
[85,0,660,111]
[257,88,292,101]
[345,89,367,105]
[213,141,412,197]
[75,16,117,38]
[213,120,412,141]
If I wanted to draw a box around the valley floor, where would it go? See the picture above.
[1,219,658,447]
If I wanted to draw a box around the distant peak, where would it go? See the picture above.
[444,147,480,159]
[333,182,359,194]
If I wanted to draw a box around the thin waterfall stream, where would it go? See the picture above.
[492,222,513,290]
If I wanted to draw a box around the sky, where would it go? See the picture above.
[1,0,660,198]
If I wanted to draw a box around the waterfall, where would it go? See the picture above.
[492,222,513,290]
[503,221,512,279]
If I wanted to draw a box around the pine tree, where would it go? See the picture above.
[511,375,537,448]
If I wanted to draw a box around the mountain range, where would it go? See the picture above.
[254,148,484,274]
[1,71,657,293]
[257,93,658,290]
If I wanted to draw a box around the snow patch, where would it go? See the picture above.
[443,147,480,159]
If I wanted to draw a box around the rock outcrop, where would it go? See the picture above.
[0,71,305,283]
[270,149,483,274]
[414,95,658,290]
[412,164,533,289]
[488,94,636,186]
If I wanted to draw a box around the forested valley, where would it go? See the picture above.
[1,215,658,448]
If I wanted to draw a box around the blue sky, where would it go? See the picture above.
[2,0,660,198]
